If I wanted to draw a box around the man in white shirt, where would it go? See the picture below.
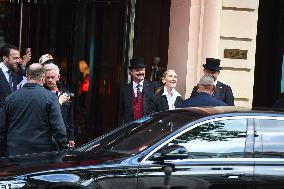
[0,44,21,113]
[119,57,159,125]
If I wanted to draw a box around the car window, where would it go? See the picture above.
[109,114,194,154]
[255,119,284,158]
[154,118,248,159]
[80,112,201,154]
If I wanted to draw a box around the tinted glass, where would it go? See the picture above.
[257,119,284,158]
[164,119,248,159]
[79,112,201,154]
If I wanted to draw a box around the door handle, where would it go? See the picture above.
[222,173,245,179]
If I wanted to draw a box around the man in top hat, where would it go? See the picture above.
[177,75,227,108]
[119,57,159,125]
[190,58,234,105]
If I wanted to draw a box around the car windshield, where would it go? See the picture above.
[77,111,201,155]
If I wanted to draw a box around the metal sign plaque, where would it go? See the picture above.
[224,49,248,59]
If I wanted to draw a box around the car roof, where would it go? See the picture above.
[183,106,251,115]
[163,106,284,117]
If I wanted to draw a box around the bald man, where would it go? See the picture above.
[177,75,227,108]
[0,63,67,157]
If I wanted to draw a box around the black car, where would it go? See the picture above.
[1,106,284,189]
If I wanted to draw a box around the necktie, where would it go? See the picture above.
[8,70,13,90]
[136,84,142,98]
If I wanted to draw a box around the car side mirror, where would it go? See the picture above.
[151,144,189,162]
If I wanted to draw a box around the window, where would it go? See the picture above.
[162,119,248,159]
[257,119,284,158]
[80,112,199,155]
[108,114,193,154]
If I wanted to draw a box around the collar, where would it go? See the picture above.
[162,86,181,97]
[197,92,212,96]
[0,62,10,73]
[23,83,42,88]
[214,80,218,86]
[133,80,144,88]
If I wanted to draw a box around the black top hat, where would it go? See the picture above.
[128,57,145,69]
[203,58,222,71]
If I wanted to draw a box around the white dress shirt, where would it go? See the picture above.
[132,80,144,98]
[17,76,27,89]
[0,62,11,84]
[162,86,181,110]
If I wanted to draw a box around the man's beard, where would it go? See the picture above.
[47,83,56,89]
[7,62,17,71]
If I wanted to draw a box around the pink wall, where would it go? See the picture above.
[167,0,191,97]
[168,0,221,98]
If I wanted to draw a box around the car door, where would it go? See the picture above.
[253,116,284,189]
[137,116,254,189]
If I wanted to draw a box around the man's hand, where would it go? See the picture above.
[22,51,31,66]
[58,93,70,105]
[68,140,75,148]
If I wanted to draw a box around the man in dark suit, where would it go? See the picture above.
[0,63,67,157]
[119,57,159,125]
[177,75,227,108]
[190,58,234,105]
[43,63,75,148]
[0,44,21,114]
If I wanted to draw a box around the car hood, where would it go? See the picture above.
[0,150,132,178]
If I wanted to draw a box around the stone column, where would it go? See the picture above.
[198,0,222,77]
[168,0,221,98]
[167,0,191,98]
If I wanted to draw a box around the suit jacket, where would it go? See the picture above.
[191,81,234,105]
[177,92,227,108]
[44,84,74,141]
[0,83,67,157]
[119,79,159,125]
[154,88,183,111]
[61,101,74,141]
[0,68,18,114]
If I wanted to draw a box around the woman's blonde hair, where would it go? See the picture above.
[161,69,176,81]
[155,69,177,94]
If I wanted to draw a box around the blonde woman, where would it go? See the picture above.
[154,69,183,111]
